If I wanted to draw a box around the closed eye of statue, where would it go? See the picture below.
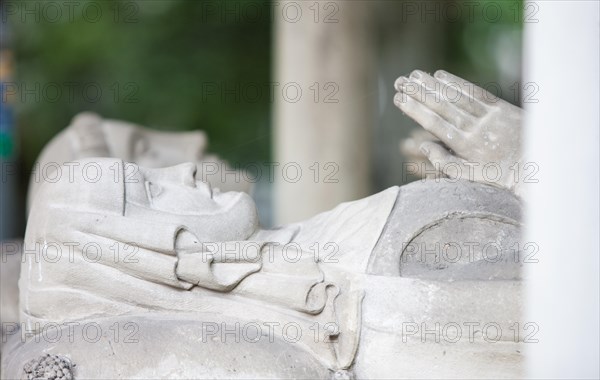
[145,181,163,203]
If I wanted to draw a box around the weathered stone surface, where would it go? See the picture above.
[2,315,330,379]
[369,179,522,278]
[354,274,522,378]
[22,353,74,380]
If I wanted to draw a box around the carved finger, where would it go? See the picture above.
[394,75,409,92]
[420,141,468,180]
[433,70,498,114]
[404,70,477,129]
[394,92,464,150]
[400,130,441,158]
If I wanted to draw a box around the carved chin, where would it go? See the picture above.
[178,191,259,242]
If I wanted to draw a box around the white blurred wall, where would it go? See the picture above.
[524,1,600,377]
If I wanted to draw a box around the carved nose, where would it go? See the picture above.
[175,162,197,187]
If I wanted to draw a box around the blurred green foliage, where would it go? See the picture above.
[9,0,272,176]
[7,0,523,186]
[443,0,524,99]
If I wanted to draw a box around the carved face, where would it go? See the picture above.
[99,120,250,193]
[124,162,258,242]
[27,113,249,214]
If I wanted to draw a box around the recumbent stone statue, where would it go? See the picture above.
[2,71,525,379]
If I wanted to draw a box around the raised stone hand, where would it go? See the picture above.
[394,69,524,195]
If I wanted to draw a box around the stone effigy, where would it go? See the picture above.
[2,70,525,379]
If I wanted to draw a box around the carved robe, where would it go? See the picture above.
[21,171,398,370]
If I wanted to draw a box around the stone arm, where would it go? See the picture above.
[75,215,194,290]
[174,230,263,292]
[174,229,331,314]
[77,216,330,315]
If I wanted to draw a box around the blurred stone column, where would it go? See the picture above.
[273,0,375,224]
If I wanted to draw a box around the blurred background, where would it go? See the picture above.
[1,0,523,237]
